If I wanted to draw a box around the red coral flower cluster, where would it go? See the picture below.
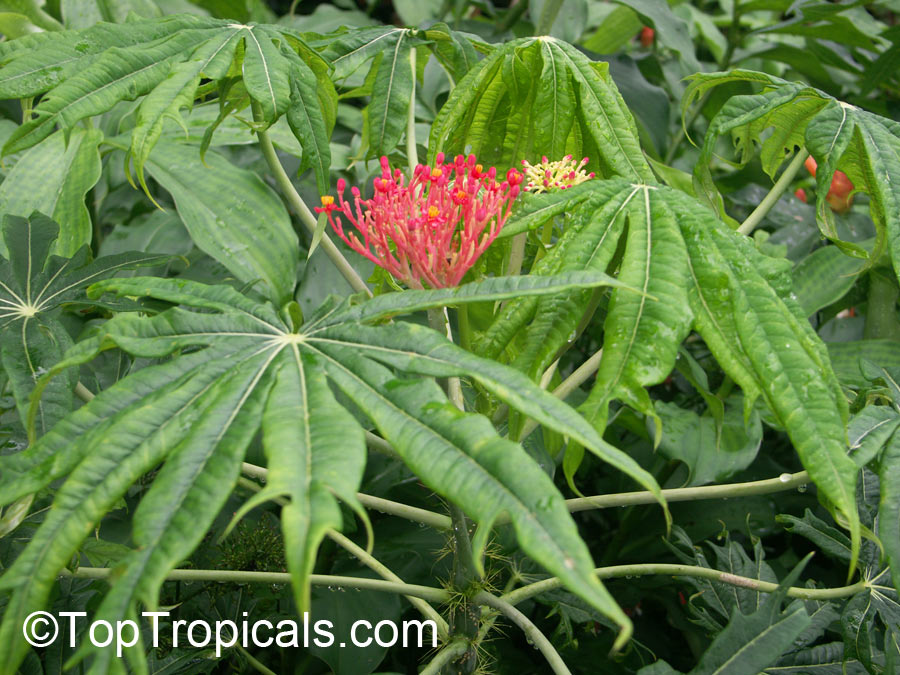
[316,154,523,289]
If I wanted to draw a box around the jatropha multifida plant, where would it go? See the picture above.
[0,2,898,674]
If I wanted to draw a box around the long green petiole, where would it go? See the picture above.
[251,103,372,297]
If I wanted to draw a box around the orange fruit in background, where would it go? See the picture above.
[803,156,854,213]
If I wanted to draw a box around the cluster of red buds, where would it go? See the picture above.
[521,155,595,193]
[316,154,523,289]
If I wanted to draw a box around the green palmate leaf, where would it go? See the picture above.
[0,15,204,95]
[429,36,652,180]
[841,591,881,672]
[423,23,479,85]
[496,181,598,239]
[690,591,811,675]
[848,405,900,468]
[666,527,779,626]
[69,349,277,674]
[0,128,101,258]
[0,15,335,187]
[676,188,858,572]
[252,348,368,614]
[282,46,333,194]
[4,27,214,154]
[648,541,812,674]
[0,213,168,437]
[0,273,663,671]
[240,24,292,124]
[129,26,243,193]
[475,177,858,570]
[320,26,410,80]
[532,39,575,160]
[688,70,900,278]
[477,181,634,375]
[143,139,299,304]
[766,642,864,674]
[318,26,432,160]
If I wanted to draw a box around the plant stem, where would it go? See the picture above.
[243,464,811,529]
[327,529,450,638]
[74,382,94,402]
[252,104,371,297]
[507,233,527,277]
[474,591,572,675]
[63,567,450,602]
[419,639,471,675]
[563,470,809,513]
[239,465,451,529]
[365,430,398,457]
[427,306,482,671]
[864,268,900,340]
[236,644,278,675]
[737,149,809,236]
[407,47,418,176]
[517,347,603,440]
[535,0,564,35]
[503,563,867,607]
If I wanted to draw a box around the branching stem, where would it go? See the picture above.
[235,472,449,634]
[564,470,810,512]
[241,463,810,528]
[239,463,449,528]
[419,639,471,675]
[474,591,571,675]
[63,566,449,602]
[738,149,809,236]
[503,563,867,606]
[326,529,450,638]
